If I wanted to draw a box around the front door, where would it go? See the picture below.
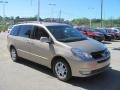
[30,26,53,67]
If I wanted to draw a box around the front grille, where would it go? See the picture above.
[91,50,106,59]
[97,57,110,63]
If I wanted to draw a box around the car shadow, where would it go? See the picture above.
[102,41,112,44]
[68,68,120,90]
[16,59,120,90]
[112,48,120,51]
[16,58,54,77]
[110,40,120,42]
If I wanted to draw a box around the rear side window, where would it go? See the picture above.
[18,25,33,38]
[10,26,19,36]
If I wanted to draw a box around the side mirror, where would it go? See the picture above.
[40,37,51,43]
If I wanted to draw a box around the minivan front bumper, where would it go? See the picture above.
[79,64,110,77]
[68,56,110,77]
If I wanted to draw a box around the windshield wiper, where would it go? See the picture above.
[58,37,87,42]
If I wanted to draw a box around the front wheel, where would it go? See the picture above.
[52,59,72,81]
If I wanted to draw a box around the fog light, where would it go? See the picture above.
[80,71,91,75]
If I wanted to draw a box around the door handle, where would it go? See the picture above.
[26,41,34,45]
[26,41,31,44]
[30,43,34,45]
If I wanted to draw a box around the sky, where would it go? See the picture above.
[0,0,120,20]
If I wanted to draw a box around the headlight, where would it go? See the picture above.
[103,44,107,49]
[105,48,110,55]
[71,48,93,61]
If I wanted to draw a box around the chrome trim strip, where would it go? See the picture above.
[18,49,48,60]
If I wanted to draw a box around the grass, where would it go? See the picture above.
[0,25,8,32]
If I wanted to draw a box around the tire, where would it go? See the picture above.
[52,59,72,81]
[107,37,112,41]
[10,47,19,62]
[108,38,112,41]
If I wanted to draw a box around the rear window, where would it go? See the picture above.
[10,26,20,36]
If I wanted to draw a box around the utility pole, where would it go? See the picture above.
[88,8,94,28]
[37,0,40,22]
[110,17,113,27]
[30,0,32,6]
[101,0,103,27]
[58,10,61,23]
[48,3,56,22]
[89,19,92,28]
[0,1,8,20]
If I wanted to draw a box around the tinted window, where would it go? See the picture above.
[31,26,49,40]
[113,30,118,32]
[116,28,120,30]
[10,26,19,36]
[75,27,82,31]
[18,25,33,38]
[95,29,106,33]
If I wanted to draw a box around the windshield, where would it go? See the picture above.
[47,25,87,42]
[116,28,120,30]
[112,29,119,33]
[96,29,106,33]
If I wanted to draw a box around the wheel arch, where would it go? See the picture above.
[9,45,16,51]
[51,56,72,73]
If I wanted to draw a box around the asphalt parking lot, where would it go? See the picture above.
[0,32,120,90]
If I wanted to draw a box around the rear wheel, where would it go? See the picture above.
[52,59,72,81]
[10,47,19,62]
[108,38,112,41]
[107,37,112,41]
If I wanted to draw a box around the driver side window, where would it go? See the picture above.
[32,26,49,40]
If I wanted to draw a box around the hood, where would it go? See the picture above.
[65,38,106,53]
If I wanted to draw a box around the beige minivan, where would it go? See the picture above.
[7,22,110,81]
